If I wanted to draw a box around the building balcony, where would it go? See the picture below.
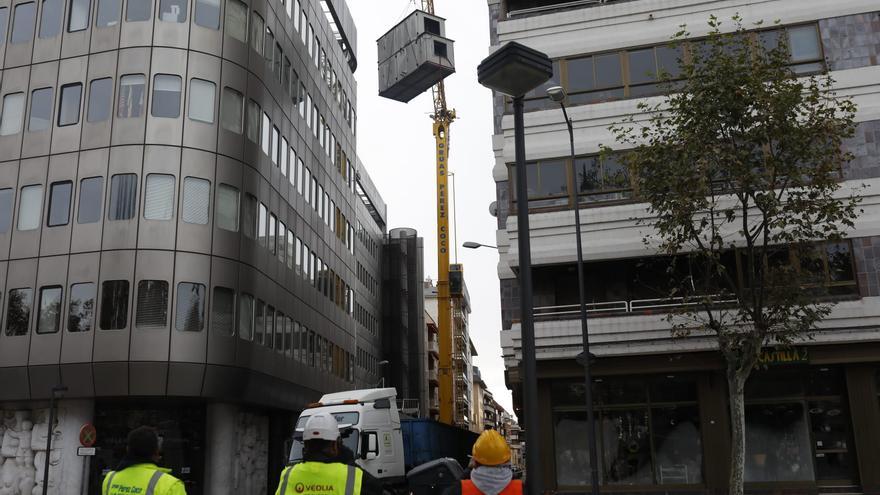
[429,339,439,356]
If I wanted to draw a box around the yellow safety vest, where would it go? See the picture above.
[276,462,364,495]
[102,463,187,495]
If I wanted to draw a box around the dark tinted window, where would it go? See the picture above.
[100,280,129,330]
[220,87,243,133]
[151,74,181,118]
[47,181,72,227]
[212,286,234,336]
[77,176,103,224]
[135,280,168,329]
[108,174,137,220]
[194,0,219,29]
[0,188,12,233]
[87,77,113,122]
[125,0,150,21]
[96,0,121,27]
[11,2,36,44]
[176,282,205,332]
[5,288,33,336]
[38,0,62,38]
[68,282,95,332]
[28,87,53,131]
[37,286,62,334]
[68,0,90,32]
[58,83,83,126]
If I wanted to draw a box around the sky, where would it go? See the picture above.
[345,1,514,413]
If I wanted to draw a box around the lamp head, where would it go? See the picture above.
[463,242,482,249]
[547,86,567,102]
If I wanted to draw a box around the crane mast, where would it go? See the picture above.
[422,0,457,426]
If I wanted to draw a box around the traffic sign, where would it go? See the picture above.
[79,423,97,447]
[77,447,96,457]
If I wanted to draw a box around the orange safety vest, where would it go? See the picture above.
[460,479,523,495]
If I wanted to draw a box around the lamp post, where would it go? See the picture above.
[42,384,68,495]
[547,85,600,495]
[478,41,553,495]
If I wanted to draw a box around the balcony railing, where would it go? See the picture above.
[397,399,420,416]
[534,294,739,321]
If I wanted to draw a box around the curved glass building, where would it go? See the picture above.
[0,0,385,492]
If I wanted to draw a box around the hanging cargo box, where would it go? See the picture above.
[377,10,455,103]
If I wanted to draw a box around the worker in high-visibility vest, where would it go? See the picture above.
[275,414,382,495]
[445,429,522,495]
[102,426,187,495]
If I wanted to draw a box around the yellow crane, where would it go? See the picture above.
[422,0,457,426]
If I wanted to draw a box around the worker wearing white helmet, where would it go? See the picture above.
[275,414,381,495]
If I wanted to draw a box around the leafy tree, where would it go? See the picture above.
[606,16,860,494]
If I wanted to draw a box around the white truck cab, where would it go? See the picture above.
[289,388,406,484]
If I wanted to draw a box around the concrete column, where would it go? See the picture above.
[204,403,269,495]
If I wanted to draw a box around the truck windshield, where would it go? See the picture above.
[289,412,361,463]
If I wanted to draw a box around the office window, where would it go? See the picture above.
[261,112,270,155]
[268,213,276,254]
[254,298,264,344]
[284,316,292,355]
[125,0,150,21]
[100,280,129,330]
[297,158,305,194]
[158,0,186,22]
[258,202,267,246]
[265,305,274,348]
[87,78,113,122]
[5,288,33,336]
[278,221,287,263]
[0,8,8,46]
[36,286,62,334]
[135,280,168,328]
[152,74,181,118]
[294,237,302,274]
[143,174,174,221]
[249,11,263,55]
[271,126,279,164]
[28,87,53,131]
[182,177,210,225]
[67,282,95,332]
[312,105,318,137]
[286,230,294,269]
[293,0,300,31]
[274,42,282,82]
[298,83,306,117]
[305,94,312,128]
[58,83,83,127]
[263,27,274,65]
[194,0,219,29]
[238,292,253,340]
[108,173,137,220]
[96,0,121,27]
[283,56,291,94]
[1,92,25,136]
[216,183,239,232]
[246,99,260,142]
[47,181,72,227]
[176,282,205,332]
[309,175,316,207]
[189,79,215,123]
[11,2,35,44]
[220,87,243,133]
[224,0,247,42]
[39,0,62,38]
[117,74,146,118]
[242,193,256,238]
[77,177,103,224]
[0,189,12,233]
[275,311,284,352]
[17,184,42,231]
[212,286,234,336]
[67,0,90,31]
[280,137,289,176]
[316,185,323,219]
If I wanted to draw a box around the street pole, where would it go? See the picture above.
[560,103,601,494]
[513,95,542,495]
[42,385,67,495]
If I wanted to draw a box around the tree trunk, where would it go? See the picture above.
[727,368,747,495]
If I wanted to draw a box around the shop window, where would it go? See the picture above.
[11,2,35,44]
[241,193,256,238]
[151,74,181,118]
[158,0,186,22]
[246,99,260,143]
[67,0,90,32]
[0,188,12,233]
[260,112,270,155]
[1,92,25,135]
[108,173,137,221]
[224,0,247,42]
[67,282,95,332]
[188,79,215,124]
[143,173,175,221]
[220,87,243,134]
[36,286,62,334]
[254,298,264,344]
[87,77,113,122]
[215,183,239,232]
[212,286,234,336]
[238,292,253,340]
[249,11,263,55]
[193,0,219,29]
[125,0,150,21]
[175,282,205,332]
[744,403,813,482]
[96,0,121,27]
[5,288,33,336]
[38,0,62,38]
[77,176,103,224]
[47,181,72,227]
[257,202,267,246]
[117,74,146,118]
[135,280,168,329]
[28,87,53,131]
[100,280,129,330]
[182,177,210,225]
[17,184,43,231]
[58,83,83,127]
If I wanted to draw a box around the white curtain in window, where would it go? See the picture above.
[182,177,210,224]
[189,79,215,123]
[0,93,25,136]
[144,174,175,220]
[17,185,43,231]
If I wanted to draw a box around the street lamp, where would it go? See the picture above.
[478,41,553,495]
[548,85,600,495]
[462,241,498,250]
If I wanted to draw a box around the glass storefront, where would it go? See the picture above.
[90,400,206,495]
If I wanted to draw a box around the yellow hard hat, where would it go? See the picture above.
[472,429,511,466]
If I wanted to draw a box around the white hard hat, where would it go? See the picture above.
[304,414,340,441]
